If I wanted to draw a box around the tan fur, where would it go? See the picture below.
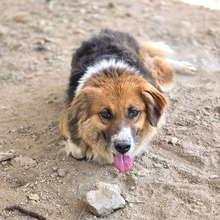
[140,42,175,91]
[59,102,71,139]
[141,41,174,58]
[153,57,175,89]
[60,73,168,164]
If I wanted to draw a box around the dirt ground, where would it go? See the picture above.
[0,0,220,219]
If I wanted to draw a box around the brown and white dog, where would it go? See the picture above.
[60,29,175,172]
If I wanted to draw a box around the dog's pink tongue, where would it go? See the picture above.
[114,155,133,172]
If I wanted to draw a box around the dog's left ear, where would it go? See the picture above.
[141,84,168,127]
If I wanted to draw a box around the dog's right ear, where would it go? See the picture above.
[68,88,94,122]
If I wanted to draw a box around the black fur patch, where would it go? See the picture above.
[68,117,81,146]
[67,29,157,102]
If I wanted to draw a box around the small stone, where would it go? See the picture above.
[0,151,16,162]
[214,106,220,114]
[52,167,58,172]
[204,106,212,112]
[128,203,134,208]
[13,13,31,23]
[28,193,39,201]
[137,169,149,177]
[84,182,126,217]
[34,45,48,51]
[11,156,37,168]
[107,2,116,8]
[6,218,24,220]
[207,28,216,36]
[181,21,191,28]
[73,28,86,35]
[0,26,9,37]
[57,169,67,177]
[153,163,162,168]
[130,186,135,191]
[2,161,8,165]
[209,175,219,179]
[167,137,178,145]
[44,37,54,43]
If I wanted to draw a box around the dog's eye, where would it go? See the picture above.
[99,109,112,122]
[128,108,140,120]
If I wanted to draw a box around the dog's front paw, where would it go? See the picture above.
[65,140,86,159]
[85,148,94,160]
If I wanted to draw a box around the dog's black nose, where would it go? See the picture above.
[115,143,131,154]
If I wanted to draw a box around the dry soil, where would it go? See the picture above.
[0,0,220,220]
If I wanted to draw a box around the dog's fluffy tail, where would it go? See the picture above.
[142,41,197,75]
[141,41,174,58]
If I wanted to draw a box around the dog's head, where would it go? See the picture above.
[68,74,168,172]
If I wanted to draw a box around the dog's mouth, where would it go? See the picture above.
[113,154,133,172]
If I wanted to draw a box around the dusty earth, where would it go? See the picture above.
[0,0,220,219]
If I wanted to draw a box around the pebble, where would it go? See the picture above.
[209,175,219,179]
[84,182,126,217]
[214,106,220,114]
[107,2,116,8]
[11,156,37,168]
[28,193,40,201]
[137,169,149,177]
[153,163,162,169]
[204,106,212,112]
[206,28,217,36]
[13,12,31,23]
[128,203,134,208]
[181,21,191,28]
[7,218,24,220]
[34,45,48,51]
[2,161,8,165]
[0,151,16,162]
[57,169,67,177]
[166,137,178,145]
[0,26,9,36]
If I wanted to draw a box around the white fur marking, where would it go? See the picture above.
[75,59,139,96]
[111,127,132,143]
[66,139,85,159]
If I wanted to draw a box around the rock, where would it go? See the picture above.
[84,182,126,217]
[7,218,24,220]
[107,2,116,8]
[0,26,9,37]
[209,175,219,179]
[137,169,149,177]
[57,169,67,177]
[13,12,31,23]
[214,106,220,114]
[28,193,40,201]
[73,28,86,35]
[2,161,8,165]
[181,21,191,28]
[153,163,162,169]
[128,203,134,208]
[206,28,217,36]
[34,45,48,51]
[0,151,16,162]
[166,137,178,145]
[11,156,37,168]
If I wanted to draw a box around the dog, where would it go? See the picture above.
[59,29,175,172]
